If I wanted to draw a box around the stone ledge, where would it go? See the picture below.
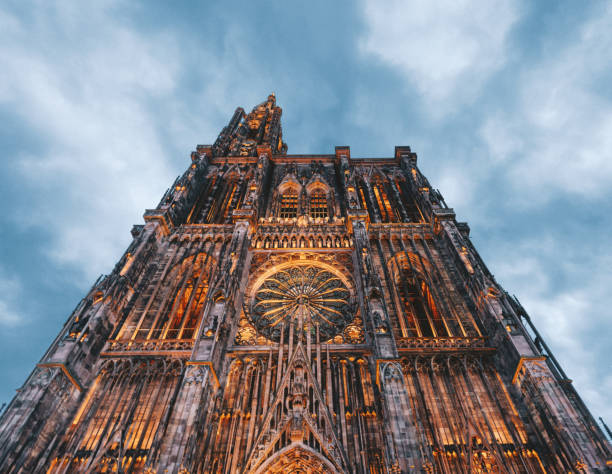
[37,362,83,392]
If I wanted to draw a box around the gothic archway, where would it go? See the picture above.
[252,443,342,474]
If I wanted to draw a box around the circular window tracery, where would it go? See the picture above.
[250,264,353,342]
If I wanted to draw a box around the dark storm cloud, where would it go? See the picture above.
[0,0,610,425]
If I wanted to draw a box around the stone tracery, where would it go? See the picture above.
[1,95,609,474]
[251,263,353,342]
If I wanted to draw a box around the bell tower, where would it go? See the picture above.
[0,96,609,473]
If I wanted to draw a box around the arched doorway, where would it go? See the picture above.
[252,443,342,474]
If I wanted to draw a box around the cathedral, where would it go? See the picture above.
[0,94,609,473]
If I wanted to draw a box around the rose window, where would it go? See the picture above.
[250,265,353,342]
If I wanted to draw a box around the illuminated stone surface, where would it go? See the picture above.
[0,95,609,473]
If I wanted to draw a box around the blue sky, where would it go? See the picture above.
[0,1,610,426]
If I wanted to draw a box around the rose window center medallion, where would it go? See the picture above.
[251,265,353,342]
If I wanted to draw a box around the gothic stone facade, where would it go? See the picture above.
[0,95,609,473]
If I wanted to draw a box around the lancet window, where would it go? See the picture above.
[155,253,210,340]
[399,356,539,473]
[207,176,244,224]
[371,178,396,223]
[394,253,450,338]
[279,189,299,218]
[309,190,328,219]
[185,171,246,224]
[162,264,208,340]
[400,275,447,337]
[395,177,423,222]
[116,250,213,342]
[220,181,238,220]
[49,361,182,473]
[357,180,371,214]
[187,175,217,224]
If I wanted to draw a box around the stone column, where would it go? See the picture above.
[157,220,253,472]
[378,361,422,473]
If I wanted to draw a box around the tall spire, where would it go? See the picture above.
[212,93,288,157]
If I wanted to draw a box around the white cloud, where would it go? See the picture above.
[0,1,306,281]
[481,4,612,202]
[488,238,612,422]
[0,268,22,326]
[359,0,521,111]
[0,1,314,282]
[0,2,184,279]
[521,287,612,423]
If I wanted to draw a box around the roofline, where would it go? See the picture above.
[197,145,417,166]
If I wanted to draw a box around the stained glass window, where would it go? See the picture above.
[251,265,353,342]
[309,191,328,219]
[280,189,298,218]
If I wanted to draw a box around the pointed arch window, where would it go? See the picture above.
[162,255,210,340]
[280,189,299,218]
[221,182,238,220]
[395,255,450,338]
[118,252,212,342]
[357,180,370,213]
[209,177,245,224]
[371,179,396,222]
[395,177,423,222]
[188,175,217,224]
[399,272,447,337]
[65,362,182,472]
[309,190,328,219]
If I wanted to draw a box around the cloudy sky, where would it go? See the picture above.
[0,1,610,426]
